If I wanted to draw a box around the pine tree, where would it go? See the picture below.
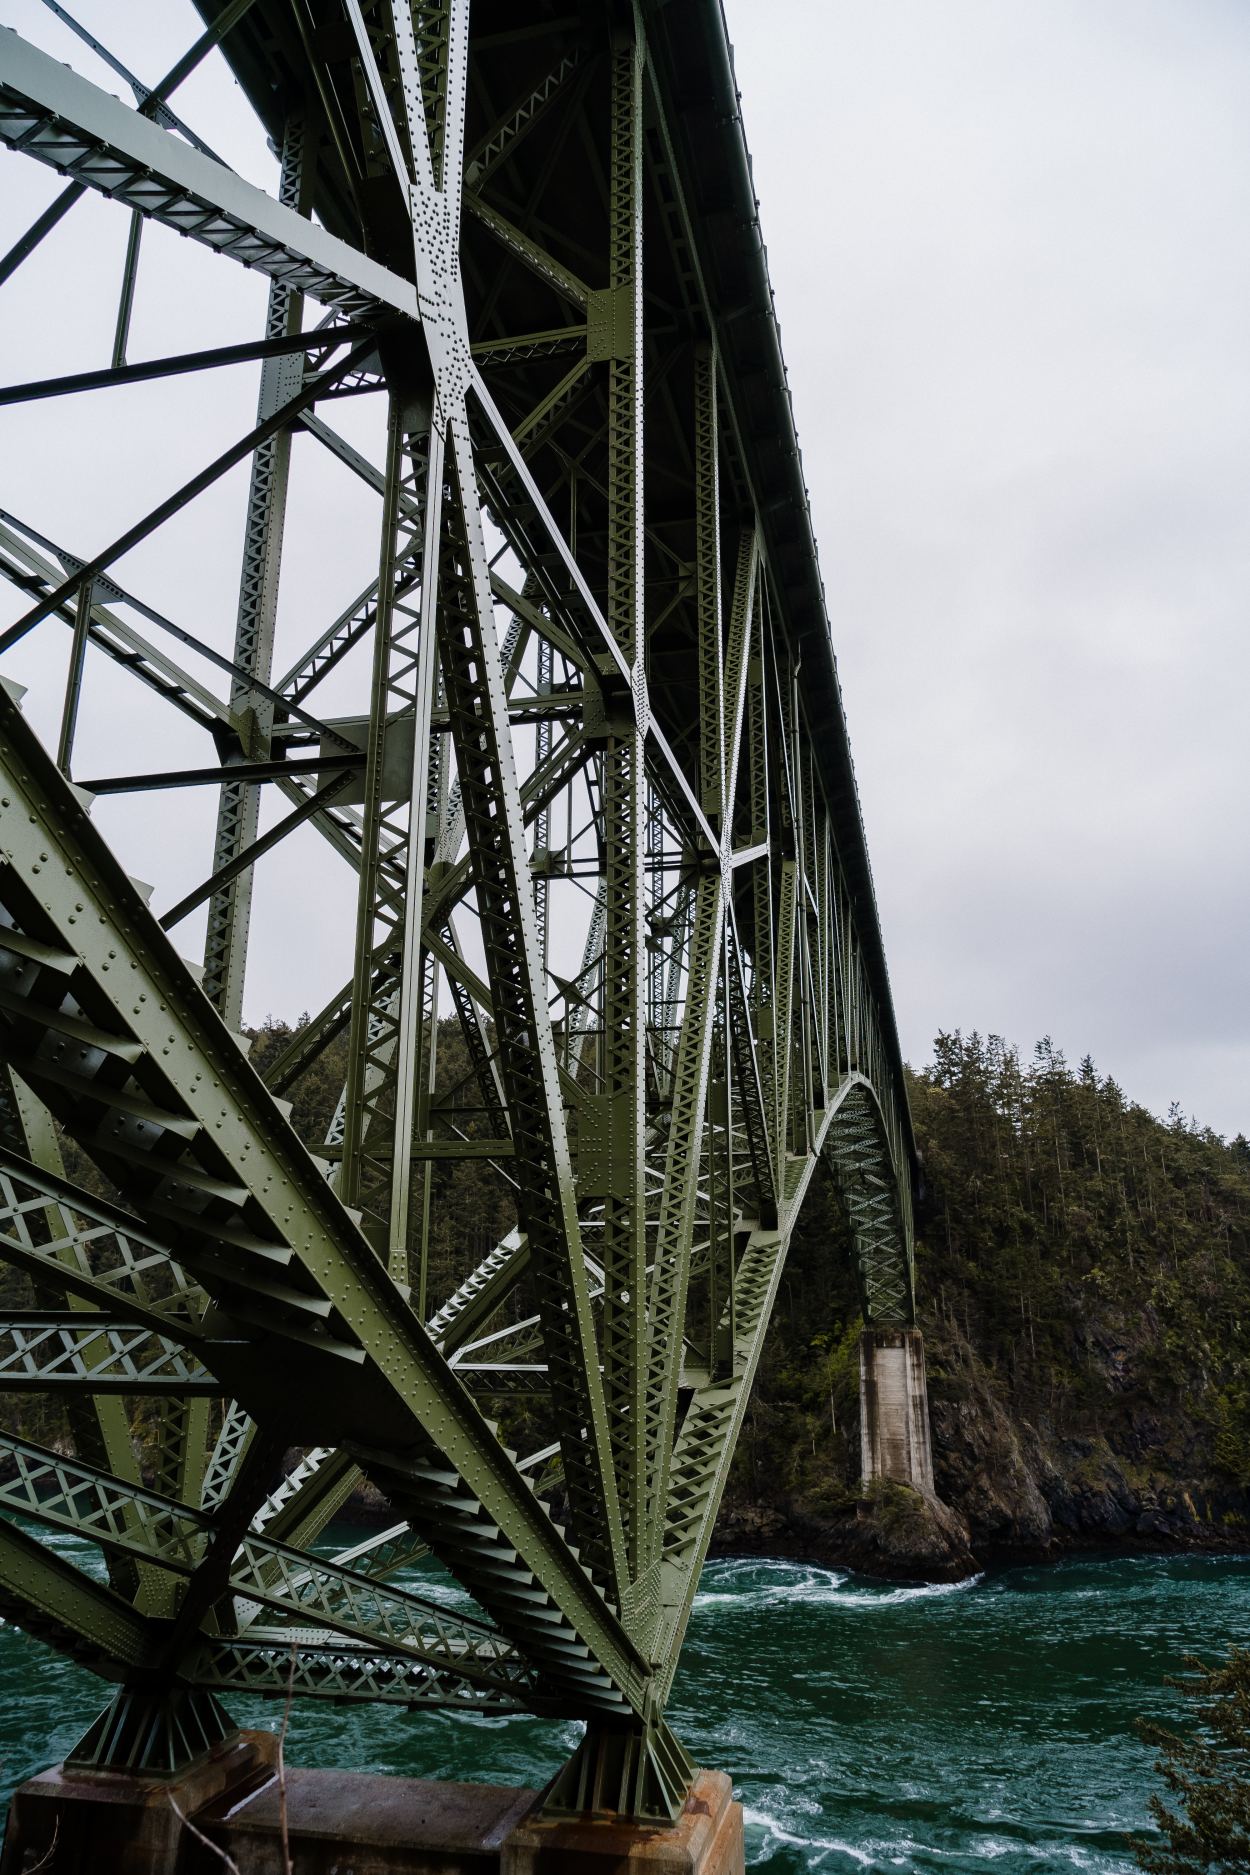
[1135,1649,1250,1872]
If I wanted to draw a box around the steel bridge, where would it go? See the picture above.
[0,0,919,1825]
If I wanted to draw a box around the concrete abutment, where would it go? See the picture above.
[859,1326,936,1497]
[1,1748,745,1875]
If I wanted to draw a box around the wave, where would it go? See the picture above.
[694,1559,983,1615]
[819,1576,983,1610]
[741,1803,875,1869]
[742,1806,1137,1874]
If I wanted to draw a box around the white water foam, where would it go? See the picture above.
[822,1575,984,1610]
[741,1803,874,1869]
[695,1561,983,1616]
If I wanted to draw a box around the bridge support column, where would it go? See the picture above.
[504,1770,743,1875]
[0,1729,277,1874]
[859,1327,936,1497]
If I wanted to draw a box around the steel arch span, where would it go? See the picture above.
[0,0,922,1822]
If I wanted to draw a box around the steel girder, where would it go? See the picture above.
[0,0,916,1822]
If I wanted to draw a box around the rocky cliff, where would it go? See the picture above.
[716,1034,1250,1581]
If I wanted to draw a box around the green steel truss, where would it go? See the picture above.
[0,0,916,1822]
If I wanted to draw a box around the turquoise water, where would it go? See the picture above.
[1,1539,1245,1873]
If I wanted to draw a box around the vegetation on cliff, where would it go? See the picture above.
[721,1030,1250,1568]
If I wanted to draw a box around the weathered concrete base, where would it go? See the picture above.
[504,1771,743,1875]
[0,1727,278,1874]
[196,1768,539,1875]
[860,1326,936,1496]
[2,1755,743,1875]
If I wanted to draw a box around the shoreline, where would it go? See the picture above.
[708,1507,1250,1586]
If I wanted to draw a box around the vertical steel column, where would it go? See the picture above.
[202,112,309,1028]
[569,882,607,1078]
[707,913,736,1376]
[148,1394,212,1545]
[339,396,443,1279]
[55,581,94,775]
[747,583,775,1130]
[534,634,553,962]
[794,740,817,1156]
[656,881,691,1101]
[693,341,734,1368]
[598,20,648,1596]
[693,343,722,822]
[774,857,798,1172]
[644,784,670,1092]
[409,680,448,1315]
[813,813,834,1106]
[839,874,854,1077]
[110,209,143,369]
[725,908,775,1220]
[643,865,723,1576]
[772,636,799,1167]
[722,528,756,842]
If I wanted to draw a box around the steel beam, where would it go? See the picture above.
[0,30,419,319]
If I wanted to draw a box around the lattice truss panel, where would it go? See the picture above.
[0,0,916,1817]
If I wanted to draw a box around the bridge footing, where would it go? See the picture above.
[859,1326,936,1496]
[0,1727,278,1874]
[505,1770,742,1875]
[1,1753,743,1875]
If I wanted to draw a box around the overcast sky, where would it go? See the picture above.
[725,0,1250,1138]
[1,1,1247,1136]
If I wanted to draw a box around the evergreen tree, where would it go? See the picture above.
[1135,1649,1250,1873]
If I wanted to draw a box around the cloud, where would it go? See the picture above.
[725,0,1250,1134]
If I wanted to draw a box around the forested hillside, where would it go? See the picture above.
[720,1031,1250,1574]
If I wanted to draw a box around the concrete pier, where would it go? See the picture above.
[1,1752,744,1875]
[859,1327,936,1496]
[0,1729,279,1874]
[504,1771,743,1875]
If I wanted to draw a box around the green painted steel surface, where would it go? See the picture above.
[0,0,917,1819]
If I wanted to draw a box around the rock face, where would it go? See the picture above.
[714,1310,1250,1584]
[851,1485,979,1580]
[716,1483,977,1583]
[918,1312,1250,1575]
[926,1336,1250,1567]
